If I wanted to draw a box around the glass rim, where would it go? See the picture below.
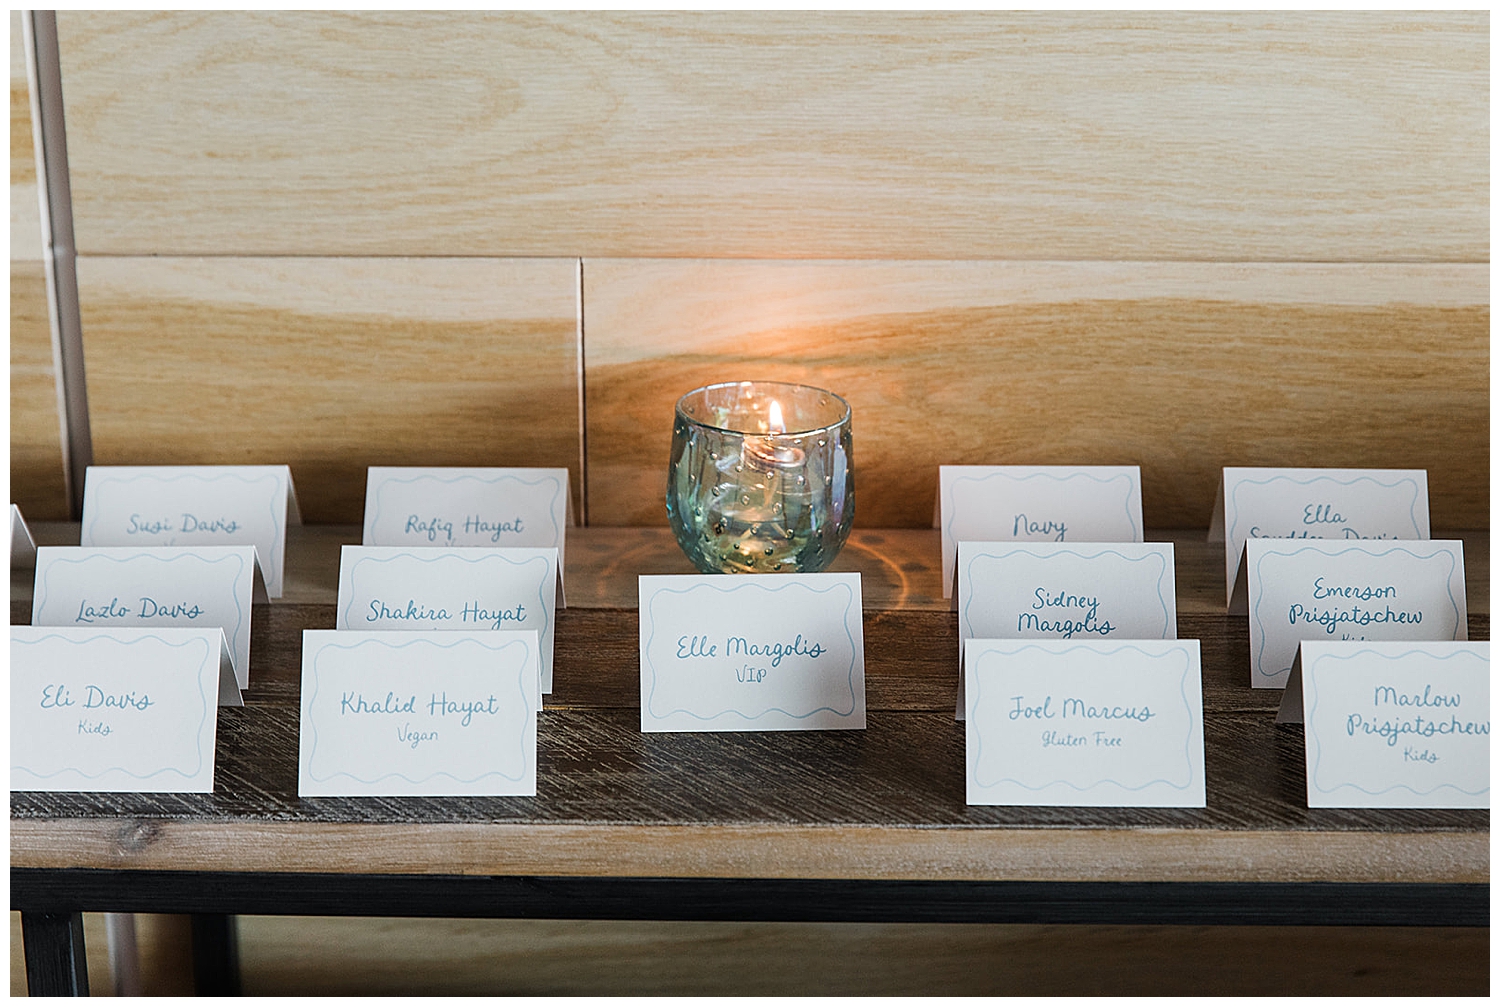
[674,380,852,437]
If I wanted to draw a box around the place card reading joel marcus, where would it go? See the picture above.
[639,573,865,733]
[1246,539,1465,690]
[12,626,236,792]
[298,630,539,797]
[336,546,559,694]
[965,639,1205,807]
[32,546,266,691]
[954,541,1177,720]
[1279,641,1488,809]
[80,465,300,598]
[1210,467,1429,608]
[11,503,36,569]
[362,467,572,585]
[938,465,1143,599]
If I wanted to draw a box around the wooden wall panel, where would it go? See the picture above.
[77,257,581,524]
[9,10,40,261]
[54,12,1487,261]
[583,260,1489,529]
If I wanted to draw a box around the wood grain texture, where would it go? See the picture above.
[10,10,41,261]
[76,257,581,524]
[54,12,1487,260]
[10,261,68,519]
[583,260,1490,528]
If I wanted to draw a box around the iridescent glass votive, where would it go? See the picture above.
[667,381,854,574]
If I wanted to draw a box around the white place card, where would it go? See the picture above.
[964,639,1206,807]
[362,467,572,585]
[33,546,267,691]
[11,504,37,569]
[1210,467,1429,607]
[639,573,866,732]
[80,465,300,598]
[938,465,1143,598]
[1280,641,1488,809]
[1246,539,1466,689]
[12,626,236,792]
[336,546,560,694]
[298,630,539,797]
[954,541,1177,720]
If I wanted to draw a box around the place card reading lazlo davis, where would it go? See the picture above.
[33,546,266,692]
[938,466,1142,598]
[298,630,539,797]
[954,542,1177,720]
[1211,467,1429,608]
[11,503,36,569]
[12,627,233,793]
[337,546,559,694]
[639,573,865,733]
[362,467,572,586]
[965,639,1205,807]
[1246,539,1466,690]
[1287,641,1488,809]
[81,465,300,598]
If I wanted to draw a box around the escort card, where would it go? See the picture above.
[638,573,866,732]
[938,465,1143,598]
[1281,641,1488,809]
[954,541,1177,720]
[362,467,572,585]
[12,626,235,792]
[33,546,267,691]
[11,504,36,569]
[1246,539,1466,689]
[80,465,300,598]
[964,639,1206,807]
[336,546,560,694]
[1210,467,1429,607]
[298,630,539,797]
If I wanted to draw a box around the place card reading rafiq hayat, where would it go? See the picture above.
[1245,539,1466,689]
[937,465,1143,599]
[964,639,1206,807]
[12,626,237,794]
[638,573,866,733]
[80,465,300,598]
[298,630,539,797]
[953,541,1177,720]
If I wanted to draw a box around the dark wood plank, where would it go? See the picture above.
[20,911,89,996]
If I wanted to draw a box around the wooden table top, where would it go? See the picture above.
[11,525,1489,884]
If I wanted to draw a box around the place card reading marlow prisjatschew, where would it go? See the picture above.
[953,541,1177,721]
[1211,467,1429,608]
[1246,539,1466,690]
[298,630,539,797]
[362,467,572,582]
[639,573,865,733]
[938,465,1143,599]
[1279,641,1489,809]
[12,626,236,793]
[964,639,1205,807]
[336,546,559,695]
[32,546,266,692]
[80,465,300,598]
[12,503,36,569]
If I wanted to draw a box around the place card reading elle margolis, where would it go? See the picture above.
[12,626,236,793]
[80,465,300,598]
[1210,467,1429,608]
[964,639,1206,807]
[1246,539,1466,690]
[32,546,266,692]
[953,541,1177,721]
[1278,641,1489,809]
[638,573,866,733]
[298,630,539,797]
[938,465,1143,599]
[336,546,560,695]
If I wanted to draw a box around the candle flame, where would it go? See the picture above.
[768,400,785,435]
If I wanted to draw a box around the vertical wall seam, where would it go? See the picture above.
[576,257,589,527]
[25,11,91,519]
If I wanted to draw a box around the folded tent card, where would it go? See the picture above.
[80,465,300,598]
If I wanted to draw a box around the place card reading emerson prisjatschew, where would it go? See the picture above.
[638,573,866,733]
[80,464,300,598]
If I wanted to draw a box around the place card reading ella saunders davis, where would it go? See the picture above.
[639,573,866,733]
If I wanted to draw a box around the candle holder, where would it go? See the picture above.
[667,381,854,574]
